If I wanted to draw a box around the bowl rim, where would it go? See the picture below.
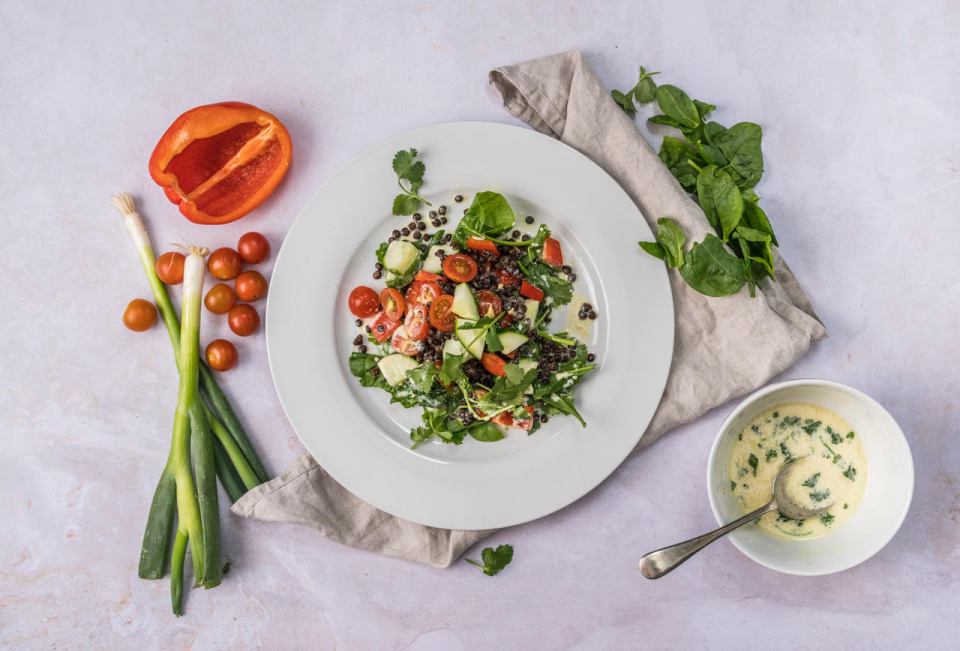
[706,378,915,576]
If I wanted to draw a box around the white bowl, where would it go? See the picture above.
[707,379,914,576]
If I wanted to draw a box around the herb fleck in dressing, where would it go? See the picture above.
[728,403,867,539]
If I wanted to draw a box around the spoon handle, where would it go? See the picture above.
[639,501,779,579]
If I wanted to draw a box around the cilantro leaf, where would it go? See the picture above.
[392,194,421,216]
[465,544,514,576]
[392,148,425,183]
[390,148,431,215]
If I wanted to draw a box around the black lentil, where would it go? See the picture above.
[587,353,596,362]
[413,212,422,221]
[429,210,437,219]
[412,231,422,240]
[561,265,572,274]
[407,221,417,230]
[438,205,447,215]
[392,229,401,238]
[365,325,372,333]
[454,194,464,203]
[354,318,363,327]
[588,310,597,320]
[417,221,426,231]
[358,344,368,353]
[372,270,382,279]
[522,234,532,241]
[352,335,363,346]
[440,216,448,225]
[375,262,383,271]
[512,230,521,238]
[540,414,549,424]
[568,273,577,282]
[401,227,410,236]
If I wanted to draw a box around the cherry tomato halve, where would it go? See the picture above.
[404,303,430,341]
[371,311,402,342]
[519,280,544,302]
[156,251,185,285]
[442,253,479,283]
[406,280,441,307]
[208,247,244,280]
[380,287,406,321]
[414,270,442,283]
[391,325,425,357]
[466,237,500,256]
[428,294,456,332]
[496,268,521,288]
[237,232,270,264]
[348,286,380,318]
[480,352,508,377]
[542,237,563,267]
[474,290,503,318]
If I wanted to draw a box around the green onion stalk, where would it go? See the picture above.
[113,194,269,614]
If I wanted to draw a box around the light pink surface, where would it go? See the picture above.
[2,1,958,648]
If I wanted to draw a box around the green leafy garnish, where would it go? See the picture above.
[465,544,514,576]
[610,66,660,117]
[391,149,431,215]
[801,472,820,488]
[618,66,779,298]
[809,489,831,503]
[452,191,516,246]
[747,453,759,476]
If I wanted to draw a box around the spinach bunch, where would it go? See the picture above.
[612,68,779,297]
[452,191,516,247]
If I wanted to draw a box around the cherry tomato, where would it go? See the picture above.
[519,280,544,301]
[380,287,406,321]
[496,268,521,287]
[542,237,564,267]
[491,411,514,427]
[204,283,237,314]
[155,252,185,285]
[428,294,456,332]
[406,280,441,307]
[235,270,268,302]
[513,405,535,431]
[205,339,238,372]
[237,232,270,264]
[227,304,260,336]
[371,311,402,342]
[466,237,500,256]
[404,303,430,341]
[390,325,425,356]
[442,253,478,283]
[208,247,244,280]
[122,298,157,331]
[348,286,380,318]
[480,352,507,377]
[475,290,503,318]
[414,270,442,283]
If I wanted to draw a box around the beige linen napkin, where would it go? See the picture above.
[232,50,827,567]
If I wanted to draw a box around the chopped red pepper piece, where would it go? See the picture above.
[520,280,544,301]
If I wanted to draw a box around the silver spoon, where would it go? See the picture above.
[639,457,832,579]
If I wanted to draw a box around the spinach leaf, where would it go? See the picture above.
[654,217,686,268]
[611,89,636,117]
[713,122,763,190]
[453,191,516,246]
[742,200,778,246]
[694,99,716,120]
[638,241,666,260]
[648,114,685,129]
[698,121,729,166]
[654,84,700,129]
[679,235,747,297]
[696,165,743,241]
[349,353,387,389]
[658,136,703,191]
[610,66,660,115]
[467,421,505,442]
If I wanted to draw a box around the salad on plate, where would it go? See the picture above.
[346,184,598,448]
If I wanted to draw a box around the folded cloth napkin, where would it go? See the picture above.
[232,49,827,567]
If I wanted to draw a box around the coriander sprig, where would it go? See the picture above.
[391,148,432,215]
[465,544,514,576]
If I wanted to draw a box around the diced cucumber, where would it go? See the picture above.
[377,354,419,387]
[452,282,479,320]
[518,358,538,373]
[524,299,540,325]
[455,325,485,359]
[498,331,529,354]
[442,339,465,357]
[422,245,455,274]
[383,240,420,274]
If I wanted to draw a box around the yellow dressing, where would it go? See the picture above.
[727,403,867,539]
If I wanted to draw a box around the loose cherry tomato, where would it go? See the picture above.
[235,270,268,302]
[428,294,456,332]
[404,303,430,341]
[390,325,424,357]
[380,287,406,321]
[442,253,478,282]
[348,286,380,318]
[237,232,270,264]
[542,237,563,267]
[122,298,157,331]
[414,270,442,283]
[155,252,185,285]
[475,290,503,318]
[227,304,260,336]
[208,247,244,280]
[371,311,401,342]
[466,237,500,256]
[496,268,521,287]
[406,280,441,307]
[205,339,238,371]
[519,280,544,301]
[480,352,507,377]
[204,283,237,314]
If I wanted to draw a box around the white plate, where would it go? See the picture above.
[708,380,914,575]
[267,122,674,529]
